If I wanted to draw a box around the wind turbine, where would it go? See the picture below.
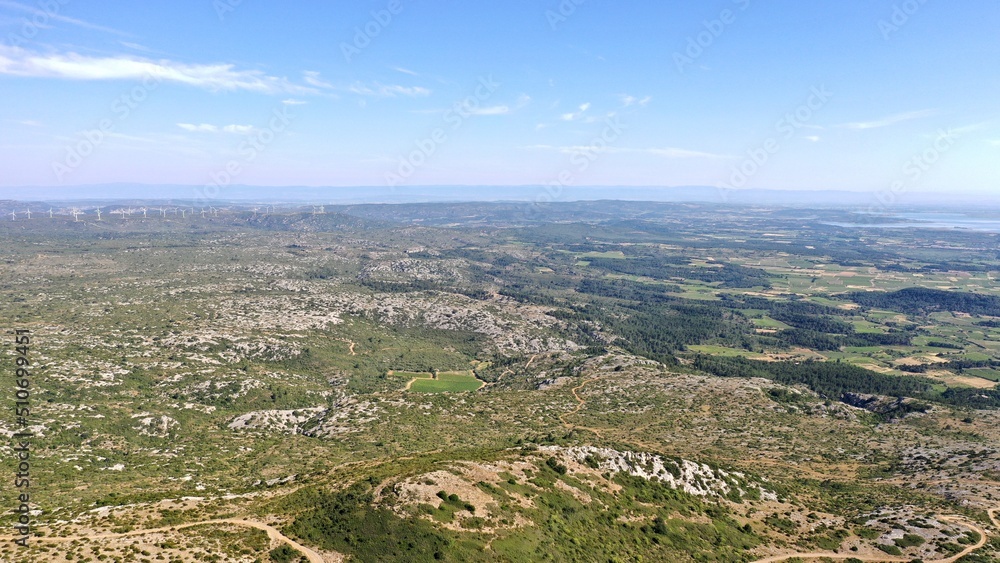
[10,211,15,221]
[142,208,148,218]
[181,209,186,218]
[24,210,31,219]
[96,208,103,221]
[201,208,206,218]
[252,207,259,218]
[48,208,54,219]
[72,209,81,222]
[159,207,166,217]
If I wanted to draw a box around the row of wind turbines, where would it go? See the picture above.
[7,205,327,221]
[8,206,227,221]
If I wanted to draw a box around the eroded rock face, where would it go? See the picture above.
[540,445,777,501]
[841,392,929,419]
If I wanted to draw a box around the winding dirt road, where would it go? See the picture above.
[753,511,996,563]
[551,370,997,563]
[560,378,593,422]
[38,518,330,562]
[335,338,356,356]
[559,377,606,438]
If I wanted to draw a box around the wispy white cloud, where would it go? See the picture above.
[0,0,129,36]
[805,135,821,142]
[465,95,532,116]
[348,82,431,97]
[177,123,218,133]
[282,98,308,106]
[839,109,937,130]
[177,123,255,134]
[467,105,510,116]
[303,70,333,89]
[105,131,160,143]
[632,147,728,159]
[620,94,652,107]
[392,66,419,76]
[524,145,727,159]
[947,122,990,136]
[119,41,153,53]
[560,102,591,121]
[222,124,255,134]
[0,45,318,94]
[411,94,529,117]
[581,111,617,124]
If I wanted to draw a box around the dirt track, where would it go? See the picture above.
[38,518,332,562]
[753,511,996,563]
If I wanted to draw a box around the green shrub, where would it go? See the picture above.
[877,544,903,556]
[269,545,303,563]
[894,533,925,548]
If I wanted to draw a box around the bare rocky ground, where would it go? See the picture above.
[1,215,998,561]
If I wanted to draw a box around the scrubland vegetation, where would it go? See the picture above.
[1,201,999,561]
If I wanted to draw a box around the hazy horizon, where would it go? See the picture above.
[2,184,999,209]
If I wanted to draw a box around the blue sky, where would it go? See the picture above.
[1,0,998,194]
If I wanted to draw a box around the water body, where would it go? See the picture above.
[826,211,1000,233]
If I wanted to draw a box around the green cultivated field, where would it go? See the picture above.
[409,370,484,393]
[391,370,434,379]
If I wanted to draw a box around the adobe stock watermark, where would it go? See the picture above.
[720,85,833,193]
[214,0,245,22]
[868,129,956,212]
[51,73,162,182]
[530,115,627,214]
[5,0,71,47]
[879,0,929,41]
[546,0,587,30]
[197,106,294,201]
[674,0,751,73]
[385,75,500,187]
[341,0,403,63]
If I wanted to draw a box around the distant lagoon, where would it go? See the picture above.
[825,211,1000,233]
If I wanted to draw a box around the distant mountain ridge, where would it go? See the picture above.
[0,184,996,208]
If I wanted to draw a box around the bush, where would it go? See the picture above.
[877,544,903,556]
[269,545,303,563]
[545,456,568,475]
[894,533,925,548]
